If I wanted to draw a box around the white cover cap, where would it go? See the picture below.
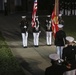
[22,16,26,18]
[58,24,63,28]
[66,36,74,42]
[49,54,60,60]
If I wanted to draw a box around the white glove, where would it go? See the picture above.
[24,26,27,28]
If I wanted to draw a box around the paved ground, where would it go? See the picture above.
[0,13,56,75]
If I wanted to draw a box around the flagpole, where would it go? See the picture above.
[55,0,59,16]
[57,0,59,16]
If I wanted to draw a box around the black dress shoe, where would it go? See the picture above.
[47,44,52,46]
[23,46,27,48]
[34,45,39,47]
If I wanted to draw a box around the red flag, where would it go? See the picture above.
[51,0,59,37]
[31,0,38,28]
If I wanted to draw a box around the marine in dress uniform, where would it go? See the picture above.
[20,16,29,48]
[62,36,76,75]
[55,24,66,58]
[45,54,71,75]
[32,16,41,47]
[45,15,52,46]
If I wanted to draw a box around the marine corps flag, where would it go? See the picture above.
[51,0,59,37]
[31,0,38,28]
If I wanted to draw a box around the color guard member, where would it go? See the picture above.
[20,16,29,48]
[45,15,52,46]
[32,16,41,47]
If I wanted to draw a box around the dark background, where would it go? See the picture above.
[0,0,76,15]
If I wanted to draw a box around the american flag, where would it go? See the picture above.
[51,0,59,37]
[31,0,38,28]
